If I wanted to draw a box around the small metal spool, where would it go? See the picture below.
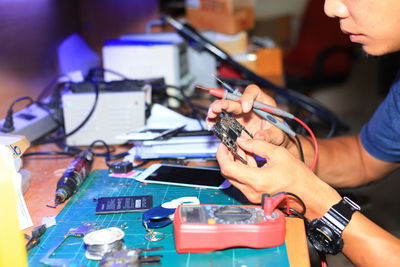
[83,227,126,260]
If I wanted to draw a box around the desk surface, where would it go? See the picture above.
[23,144,310,267]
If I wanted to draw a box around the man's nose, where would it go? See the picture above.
[324,0,349,19]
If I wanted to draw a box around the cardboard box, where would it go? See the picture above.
[252,15,293,50]
[204,31,248,55]
[233,47,284,85]
[186,0,256,35]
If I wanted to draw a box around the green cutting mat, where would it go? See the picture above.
[28,169,290,267]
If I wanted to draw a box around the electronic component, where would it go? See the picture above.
[54,150,94,205]
[95,195,153,215]
[174,203,286,253]
[109,161,133,174]
[212,111,253,164]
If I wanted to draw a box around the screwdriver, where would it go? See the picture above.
[198,84,296,136]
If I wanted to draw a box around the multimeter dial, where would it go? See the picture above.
[212,206,253,223]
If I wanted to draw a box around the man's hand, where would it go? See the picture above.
[217,138,341,219]
[207,84,293,149]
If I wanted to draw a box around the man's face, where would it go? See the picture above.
[324,0,400,55]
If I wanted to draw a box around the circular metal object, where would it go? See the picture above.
[144,231,165,242]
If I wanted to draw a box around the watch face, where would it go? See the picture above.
[307,220,343,255]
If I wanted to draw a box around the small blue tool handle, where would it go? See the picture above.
[142,205,176,228]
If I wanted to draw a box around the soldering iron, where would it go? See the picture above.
[54,150,94,205]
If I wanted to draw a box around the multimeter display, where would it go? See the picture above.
[174,204,286,253]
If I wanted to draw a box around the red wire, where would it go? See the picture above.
[259,107,319,171]
[243,102,319,170]
[293,116,319,172]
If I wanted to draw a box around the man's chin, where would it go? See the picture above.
[361,44,394,57]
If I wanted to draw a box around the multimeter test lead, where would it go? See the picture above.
[197,85,296,136]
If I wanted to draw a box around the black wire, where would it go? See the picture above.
[86,67,128,81]
[271,191,307,219]
[108,152,130,161]
[88,140,112,166]
[1,96,35,132]
[282,208,306,220]
[294,135,305,163]
[39,79,100,143]
[36,74,70,102]
[35,100,64,126]
[165,84,205,130]
[10,96,34,109]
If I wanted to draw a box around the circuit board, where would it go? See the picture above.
[28,169,290,267]
[212,111,253,164]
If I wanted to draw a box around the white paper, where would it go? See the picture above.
[147,104,206,131]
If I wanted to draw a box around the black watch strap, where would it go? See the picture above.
[323,196,361,235]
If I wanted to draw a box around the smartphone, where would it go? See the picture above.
[135,164,231,189]
[116,124,185,141]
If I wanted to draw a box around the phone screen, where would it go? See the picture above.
[137,164,229,189]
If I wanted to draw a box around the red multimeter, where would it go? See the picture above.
[173,202,286,253]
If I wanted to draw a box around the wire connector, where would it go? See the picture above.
[0,109,15,133]
[262,193,288,217]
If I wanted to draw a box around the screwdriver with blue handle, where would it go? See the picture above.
[198,81,296,137]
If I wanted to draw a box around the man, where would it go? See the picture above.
[207,0,400,265]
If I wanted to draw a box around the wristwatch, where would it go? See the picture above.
[307,196,361,254]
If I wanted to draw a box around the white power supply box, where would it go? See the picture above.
[103,40,193,86]
[119,32,218,93]
[62,82,147,146]
[102,39,195,108]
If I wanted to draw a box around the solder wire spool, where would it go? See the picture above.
[83,227,126,260]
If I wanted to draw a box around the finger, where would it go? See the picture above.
[241,84,277,113]
[236,138,281,161]
[235,144,253,165]
[216,143,235,164]
[240,84,261,113]
[236,144,258,167]
[245,150,258,167]
[253,127,289,147]
[207,99,243,119]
